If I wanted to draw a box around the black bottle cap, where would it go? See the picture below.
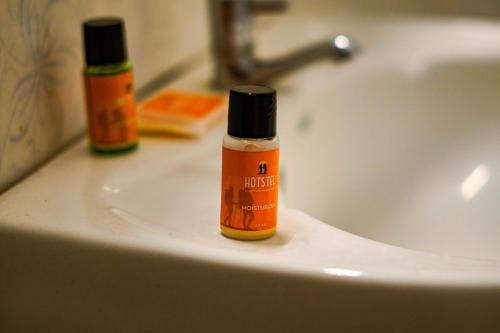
[83,17,128,66]
[228,85,277,139]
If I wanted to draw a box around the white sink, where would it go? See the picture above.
[278,28,500,261]
[1,14,500,332]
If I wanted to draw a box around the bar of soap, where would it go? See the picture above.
[138,90,227,137]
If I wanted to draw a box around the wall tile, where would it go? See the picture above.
[0,0,85,190]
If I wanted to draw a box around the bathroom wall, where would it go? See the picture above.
[1,0,500,193]
[294,0,500,17]
[0,0,208,192]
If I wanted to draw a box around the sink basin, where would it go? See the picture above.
[1,13,500,332]
[278,35,500,261]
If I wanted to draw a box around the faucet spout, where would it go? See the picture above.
[234,35,356,84]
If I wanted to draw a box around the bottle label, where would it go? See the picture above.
[84,70,138,149]
[220,147,279,234]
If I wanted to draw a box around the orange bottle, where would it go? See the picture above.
[220,85,279,240]
[82,18,138,154]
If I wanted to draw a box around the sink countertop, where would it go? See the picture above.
[1,56,500,287]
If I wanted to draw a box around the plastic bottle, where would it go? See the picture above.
[220,85,280,240]
[82,17,138,154]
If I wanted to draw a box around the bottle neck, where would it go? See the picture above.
[227,134,276,141]
[223,134,279,152]
[84,60,132,76]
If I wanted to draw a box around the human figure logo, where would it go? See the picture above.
[258,161,267,174]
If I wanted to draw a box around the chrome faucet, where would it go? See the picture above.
[209,0,356,87]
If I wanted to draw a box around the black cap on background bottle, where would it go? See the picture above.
[83,17,128,66]
[228,85,277,139]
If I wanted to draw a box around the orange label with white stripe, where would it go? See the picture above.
[220,147,279,232]
[84,70,138,148]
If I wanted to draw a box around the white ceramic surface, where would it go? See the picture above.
[1,14,500,332]
[274,18,500,261]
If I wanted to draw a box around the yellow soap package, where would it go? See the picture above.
[138,90,227,137]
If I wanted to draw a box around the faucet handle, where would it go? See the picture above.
[250,0,287,14]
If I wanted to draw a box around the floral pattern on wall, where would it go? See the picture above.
[0,0,85,191]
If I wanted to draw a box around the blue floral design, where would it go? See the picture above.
[0,0,77,187]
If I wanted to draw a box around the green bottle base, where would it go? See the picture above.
[90,142,138,155]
